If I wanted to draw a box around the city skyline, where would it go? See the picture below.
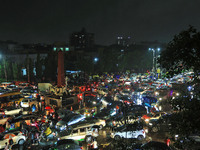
[0,0,200,45]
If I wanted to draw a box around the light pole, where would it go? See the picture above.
[93,57,99,73]
[149,48,160,79]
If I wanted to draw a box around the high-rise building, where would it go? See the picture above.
[69,28,94,50]
[116,36,131,47]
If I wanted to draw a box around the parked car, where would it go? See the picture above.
[111,122,146,141]
[0,130,26,149]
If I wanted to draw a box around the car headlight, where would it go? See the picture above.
[145,119,149,122]
[149,123,153,126]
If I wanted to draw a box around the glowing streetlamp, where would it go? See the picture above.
[94,57,99,63]
[149,48,160,78]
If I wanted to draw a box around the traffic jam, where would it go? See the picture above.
[0,72,195,149]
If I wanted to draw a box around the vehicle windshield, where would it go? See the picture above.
[62,114,77,122]
[22,99,29,102]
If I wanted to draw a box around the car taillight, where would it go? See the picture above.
[80,146,83,149]
[20,131,25,136]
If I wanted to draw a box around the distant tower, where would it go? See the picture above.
[53,42,69,88]
[57,50,65,88]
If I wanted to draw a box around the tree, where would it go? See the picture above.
[159,26,200,79]
[25,55,34,83]
[43,52,57,82]
[159,26,200,149]
[3,58,8,81]
[35,53,42,80]
[12,63,19,80]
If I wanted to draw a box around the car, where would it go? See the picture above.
[97,87,108,95]
[142,112,166,123]
[0,130,26,149]
[57,109,73,120]
[54,139,83,150]
[6,85,19,91]
[127,105,147,116]
[18,83,29,89]
[59,123,102,142]
[141,141,173,150]
[120,90,131,96]
[111,123,146,141]
[0,82,12,89]
[0,106,23,116]
[56,114,85,131]
[20,98,38,108]
[20,87,37,97]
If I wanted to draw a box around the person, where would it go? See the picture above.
[8,139,13,150]
[165,137,170,146]
[4,142,8,150]
[90,138,98,150]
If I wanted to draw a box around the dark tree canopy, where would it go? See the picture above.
[159,26,200,149]
[159,26,200,79]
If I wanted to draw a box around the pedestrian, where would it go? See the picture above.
[8,138,13,150]
[165,137,170,146]
[90,138,98,150]
[4,142,8,150]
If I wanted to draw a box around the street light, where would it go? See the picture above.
[94,57,99,63]
[149,48,160,79]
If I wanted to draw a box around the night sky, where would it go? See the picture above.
[0,0,200,45]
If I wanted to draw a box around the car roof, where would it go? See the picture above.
[57,139,76,145]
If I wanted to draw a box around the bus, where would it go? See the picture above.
[0,92,24,108]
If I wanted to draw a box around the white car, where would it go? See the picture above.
[0,131,26,149]
[59,124,102,142]
[20,98,38,108]
[111,124,146,141]
[0,107,23,116]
